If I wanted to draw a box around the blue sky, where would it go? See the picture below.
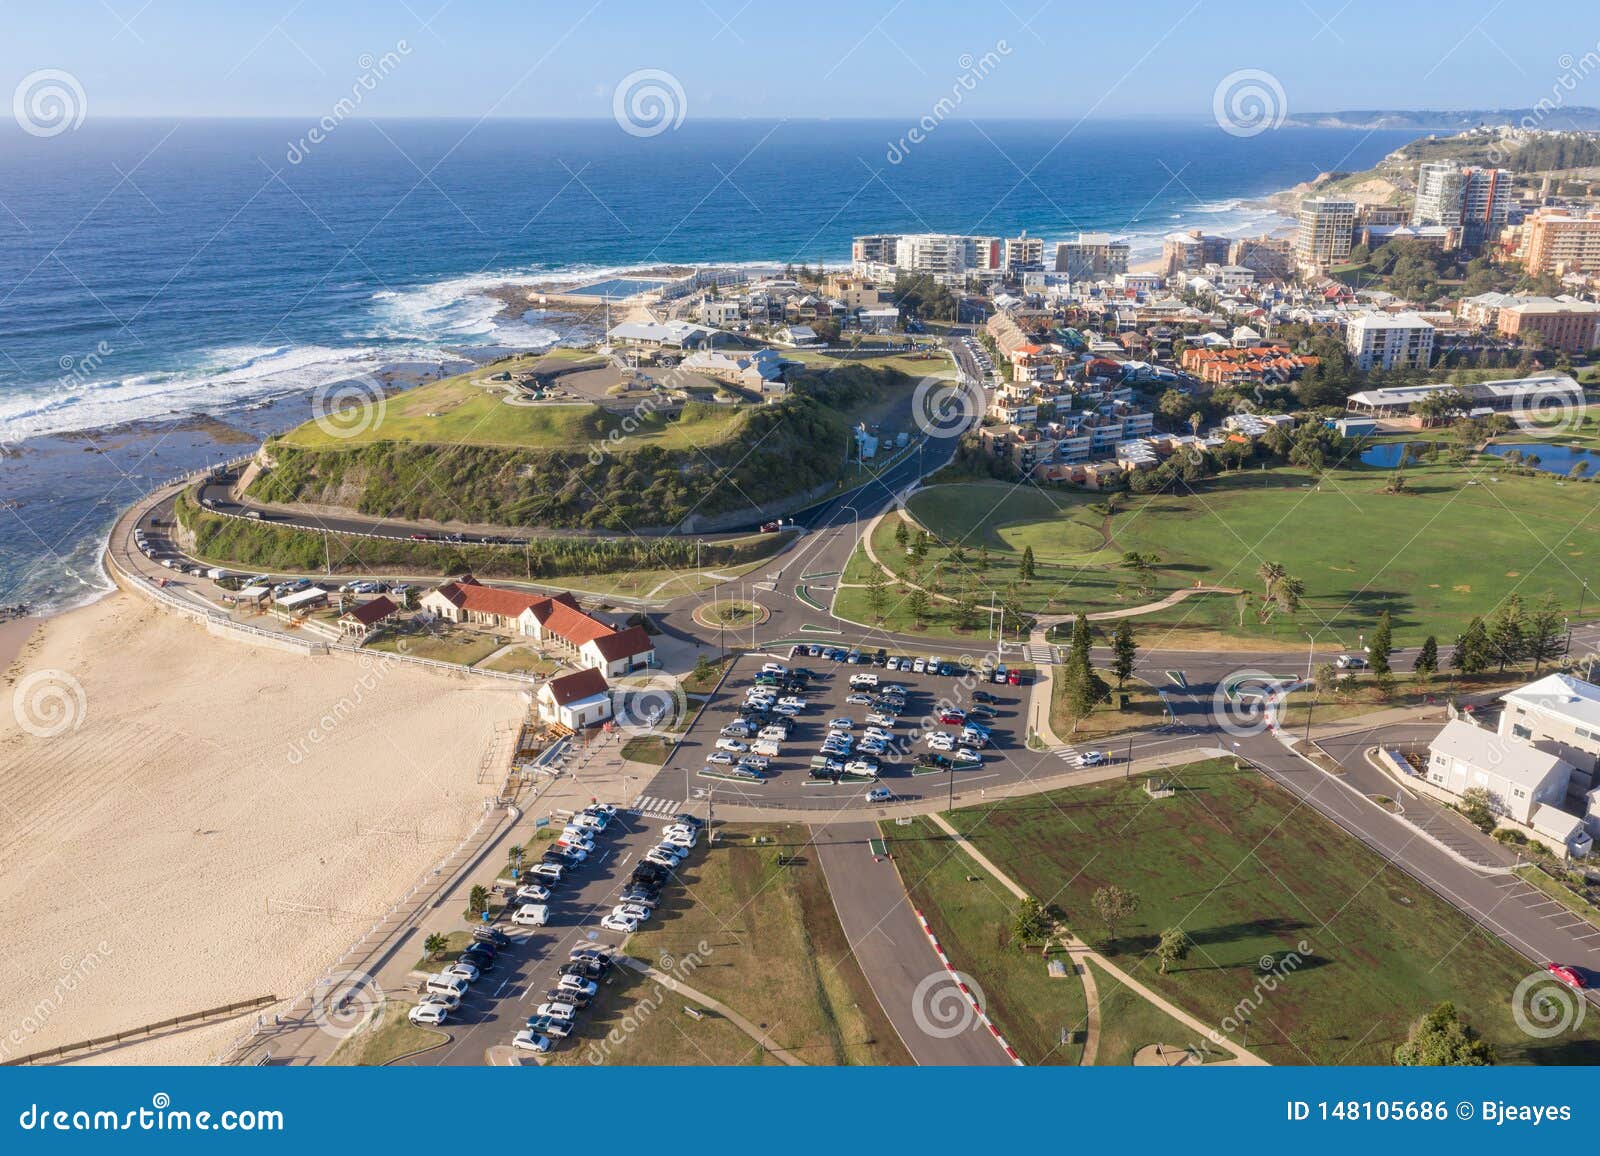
[3,0,1593,119]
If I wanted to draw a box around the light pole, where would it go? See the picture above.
[1304,632,1316,682]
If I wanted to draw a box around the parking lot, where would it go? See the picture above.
[398,803,707,1063]
[639,646,1055,813]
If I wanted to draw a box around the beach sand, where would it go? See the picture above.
[0,616,41,677]
[0,593,529,1064]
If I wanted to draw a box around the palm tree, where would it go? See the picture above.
[423,932,449,962]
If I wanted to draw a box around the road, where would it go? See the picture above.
[811,820,1011,1065]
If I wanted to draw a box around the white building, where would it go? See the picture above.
[1345,312,1435,371]
[1500,674,1600,785]
[1427,718,1574,827]
[536,668,613,730]
[1295,197,1356,267]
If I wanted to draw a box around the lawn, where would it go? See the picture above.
[278,361,750,452]
[936,758,1600,1065]
[886,815,1088,1065]
[543,964,772,1066]
[365,628,505,666]
[412,930,475,972]
[478,645,563,677]
[1083,958,1227,1066]
[327,1001,445,1066]
[1050,671,1170,742]
[624,824,911,1065]
[619,734,674,765]
[904,461,1600,644]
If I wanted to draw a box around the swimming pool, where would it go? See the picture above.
[564,278,669,299]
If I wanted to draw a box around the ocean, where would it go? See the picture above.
[0,117,1415,610]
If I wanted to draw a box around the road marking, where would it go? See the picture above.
[1165,670,1187,688]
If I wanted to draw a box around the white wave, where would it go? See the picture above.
[0,342,454,442]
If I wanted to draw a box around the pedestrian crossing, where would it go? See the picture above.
[1052,742,1081,763]
[631,794,683,819]
[1025,643,1057,664]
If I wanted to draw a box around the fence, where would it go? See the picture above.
[4,995,277,1066]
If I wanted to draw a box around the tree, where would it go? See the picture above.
[1368,611,1393,677]
[1313,663,1340,696]
[1450,618,1491,675]
[467,884,490,918]
[1525,593,1565,675]
[976,544,990,572]
[424,932,449,961]
[1019,545,1036,582]
[1414,635,1438,680]
[1012,897,1049,951]
[865,567,888,621]
[893,518,909,551]
[954,580,980,632]
[1155,927,1192,974]
[1394,1002,1496,1066]
[1487,595,1526,673]
[692,653,714,686]
[906,587,930,628]
[1111,620,1136,690]
[1091,885,1140,947]
[508,843,525,869]
[1458,786,1498,832]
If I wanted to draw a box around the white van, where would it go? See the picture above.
[752,739,781,758]
[512,903,550,927]
[424,973,469,999]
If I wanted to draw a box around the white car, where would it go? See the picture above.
[760,663,787,675]
[926,733,955,751]
[827,717,854,729]
[715,738,750,753]
[864,727,893,743]
[443,961,479,982]
[611,903,652,924]
[419,990,461,1010]
[601,913,640,934]
[844,693,873,706]
[705,751,735,765]
[777,696,807,710]
[912,658,926,673]
[535,1000,576,1020]
[866,787,894,803]
[770,704,799,717]
[662,825,699,845]
[558,831,595,852]
[1076,750,1107,767]
[552,841,588,861]
[643,851,678,870]
[559,975,600,997]
[515,884,552,902]
[512,1030,551,1053]
[845,760,879,777]
[651,842,688,863]
[572,811,608,831]
[409,1003,449,1025]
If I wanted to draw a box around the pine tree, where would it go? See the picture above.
[977,544,989,572]
[1368,611,1393,676]
[865,567,888,621]
[1414,634,1438,677]
[1488,595,1526,673]
[1019,545,1036,582]
[1451,618,1490,675]
[893,519,909,550]
[906,587,930,628]
[1525,593,1566,674]
[955,580,979,632]
[1111,620,1136,689]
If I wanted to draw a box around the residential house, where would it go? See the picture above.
[1500,674,1600,786]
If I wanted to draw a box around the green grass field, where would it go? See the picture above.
[933,759,1600,1065]
[902,460,1599,643]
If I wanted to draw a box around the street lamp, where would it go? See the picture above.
[1304,632,1316,682]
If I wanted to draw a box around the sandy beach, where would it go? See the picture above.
[0,593,529,1064]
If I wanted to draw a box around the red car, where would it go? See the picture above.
[1006,669,1023,686]
[1546,963,1586,989]
[938,710,966,725]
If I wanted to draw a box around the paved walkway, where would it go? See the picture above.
[925,812,1266,1066]
[617,957,804,1065]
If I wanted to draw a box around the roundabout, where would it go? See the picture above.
[692,598,769,631]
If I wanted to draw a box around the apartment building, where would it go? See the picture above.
[851,234,899,265]
[1518,210,1600,276]
[1003,231,1045,272]
[1161,229,1229,277]
[1345,311,1435,371]
[1294,197,1357,268]
[1411,161,1512,244]
[1228,236,1294,280]
[1056,232,1131,279]
[1495,298,1600,353]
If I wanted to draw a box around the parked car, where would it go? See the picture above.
[715,738,750,753]
[443,961,480,983]
[409,1003,449,1025]
[535,1000,577,1021]
[866,787,894,803]
[601,913,640,934]
[1546,963,1587,989]
[513,902,550,927]
[530,863,563,883]
[611,903,652,924]
[559,975,600,997]
[526,1013,571,1039]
